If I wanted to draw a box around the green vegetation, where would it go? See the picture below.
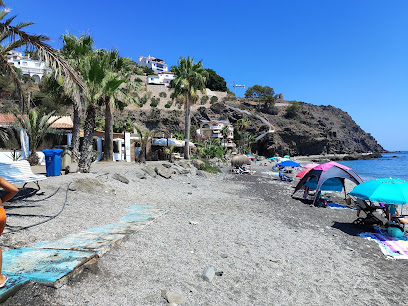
[113,119,134,133]
[159,91,167,98]
[200,95,209,104]
[13,109,59,165]
[244,85,278,114]
[200,159,222,173]
[150,97,160,107]
[210,96,218,104]
[285,101,302,119]
[194,138,227,160]
[141,66,155,76]
[204,68,227,92]
[135,126,153,163]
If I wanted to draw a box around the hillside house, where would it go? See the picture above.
[196,120,235,148]
[147,72,175,86]
[7,50,50,82]
[138,55,169,73]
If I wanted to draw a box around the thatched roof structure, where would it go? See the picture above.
[231,155,250,166]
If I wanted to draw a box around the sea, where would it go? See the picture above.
[338,151,408,182]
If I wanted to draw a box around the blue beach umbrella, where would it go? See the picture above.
[277,160,300,167]
[350,178,408,205]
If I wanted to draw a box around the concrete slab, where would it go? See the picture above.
[34,232,127,257]
[84,222,145,235]
[120,205,167,224]
[3,248,97,288]
[0,275,30,303]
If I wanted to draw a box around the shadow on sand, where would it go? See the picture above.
[332,221,375,236]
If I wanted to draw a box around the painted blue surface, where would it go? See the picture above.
[3,248,95,283]
[85,222,144,235]
[0,275,29,294]
[34,232,125,252]
[0,204,167,300]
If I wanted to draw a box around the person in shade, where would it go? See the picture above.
[0,178,18,287]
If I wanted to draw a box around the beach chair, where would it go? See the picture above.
[232,167,243,174]
[0,160,47,190]
[352,197,384,227]
[278,171,293,182]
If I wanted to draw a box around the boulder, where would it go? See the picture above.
[192,159,205,170]
[112,173,130,184]
[142,165,157,178]
[161,161,173,168]
[178,160,192,169]
[155,165,173,179]
[189,166,197,176]
[128,168,147,179]
[161,290,186,305]
[196,170,208,178]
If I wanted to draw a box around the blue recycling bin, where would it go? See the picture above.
[42,149,63,177]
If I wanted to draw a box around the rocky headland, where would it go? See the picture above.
[116,96,384,157]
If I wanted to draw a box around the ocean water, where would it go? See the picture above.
[338,151,408,182]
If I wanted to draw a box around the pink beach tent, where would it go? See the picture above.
[313,161,351,171]
[303,163,319,169]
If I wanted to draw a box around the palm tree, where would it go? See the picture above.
[60,33,94,159]
[236,117,251,131]
[76,50,138,172]
[100,50,140,162]
[0,9,84,113]
[244,133,256,154]
[135,126,153,163]
[170,57,207,159]
[221,125,230,147]
[13,109,59,165]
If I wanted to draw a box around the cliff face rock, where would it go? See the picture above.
[117,100,384,156]
[254,102,384,156]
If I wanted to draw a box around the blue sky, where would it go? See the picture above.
[7,0,408,151]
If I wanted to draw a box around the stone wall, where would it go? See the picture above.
[134,76,228,111]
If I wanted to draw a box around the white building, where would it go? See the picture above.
[196,120,235,148]
[147,72,175,86]
[138,55,169,73]
[7,50,50,82]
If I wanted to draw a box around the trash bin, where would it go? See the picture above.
[61,146,72,172]
[42,149,63,177]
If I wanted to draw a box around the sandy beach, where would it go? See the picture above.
[2,160,408,305]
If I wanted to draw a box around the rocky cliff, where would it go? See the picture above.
[117,100,384,156]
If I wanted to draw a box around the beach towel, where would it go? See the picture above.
[327,202,356,210]
[360,226,408,259]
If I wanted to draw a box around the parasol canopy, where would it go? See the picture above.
[231,155,251,166]
[350,178,408,205]
[277,160,300,167]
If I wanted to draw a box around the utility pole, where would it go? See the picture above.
[227,81,246,95]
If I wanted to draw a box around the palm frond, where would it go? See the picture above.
[0,54,24,106]
[0,20,85,101]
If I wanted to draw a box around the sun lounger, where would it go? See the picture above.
[0,160,47,190]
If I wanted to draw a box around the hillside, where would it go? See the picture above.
[117,97,384,156]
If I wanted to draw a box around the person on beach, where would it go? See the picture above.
[0,177,18,287]
[386,204,408,224]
